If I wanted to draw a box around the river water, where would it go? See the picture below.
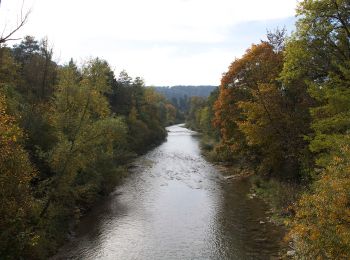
[53,124,285,260]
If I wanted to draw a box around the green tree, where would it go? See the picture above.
[36,59,127,255]
[285,0,350,256]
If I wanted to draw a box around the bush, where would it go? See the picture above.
[288,139,350,259]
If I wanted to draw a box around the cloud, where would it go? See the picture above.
[1,0,298,85]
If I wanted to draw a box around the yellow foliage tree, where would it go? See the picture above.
[0,93,37,258]
[289,135,350,258]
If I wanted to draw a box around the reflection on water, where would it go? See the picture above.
[52,124,285,260]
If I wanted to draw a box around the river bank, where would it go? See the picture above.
[197,132,301,257]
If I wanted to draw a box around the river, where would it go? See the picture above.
[53,124,285,260]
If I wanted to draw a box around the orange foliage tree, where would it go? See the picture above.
[214,38,311,178]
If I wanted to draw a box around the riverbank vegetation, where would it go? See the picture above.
[0,37,176,258]
[187,0,350,258]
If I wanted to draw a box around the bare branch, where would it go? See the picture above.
[1,37,21,42]
[332,0,350,38]
[0,1,30,44]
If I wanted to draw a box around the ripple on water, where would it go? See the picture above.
[52,124,285,260]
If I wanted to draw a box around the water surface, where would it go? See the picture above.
[53,124,284,260]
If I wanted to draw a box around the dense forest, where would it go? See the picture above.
[187,0,350,258]
[0,36,177,258]
[1,0,350,259]
[153,85,217,112]
[152,85,217,123]
[153,85,216,99]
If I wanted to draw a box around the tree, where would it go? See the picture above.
[186,96,206,130]
[0,47,20,89]
[214,33,313,178]
[12,36,58,101]
[0,32,175,257]
[214,42,283,165]
[289,135,350,259]
[35,59,127,253]
[0,93,37,258]
[284,0,350,256]
[291,0,350,167]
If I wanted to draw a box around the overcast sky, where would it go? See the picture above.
[1,0,298,86]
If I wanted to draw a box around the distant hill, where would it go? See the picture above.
[152,85,217,112]
[152,85,217,99]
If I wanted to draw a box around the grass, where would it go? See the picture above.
[250,175,303,225]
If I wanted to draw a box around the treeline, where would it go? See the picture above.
[187,0,350,258]
[154,85,217,112]
[154,85,216,99]
[0,36,176,259]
